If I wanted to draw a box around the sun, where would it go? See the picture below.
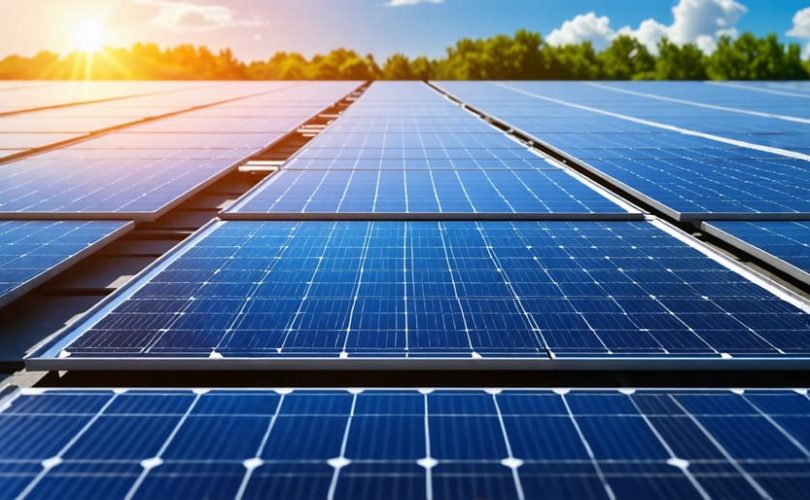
[74,19,105,53]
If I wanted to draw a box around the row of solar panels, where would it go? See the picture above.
[0,82,362,308]
[23,82,810,369]
[3,81,810,500]
[433,82,810,289]
[1,387,809,499]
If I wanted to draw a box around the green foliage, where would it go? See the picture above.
[653,39,707,80]
[707,34,807,80]
[0,31,807,80]
[598,35,654,80]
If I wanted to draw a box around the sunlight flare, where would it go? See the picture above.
[74,19,105,53]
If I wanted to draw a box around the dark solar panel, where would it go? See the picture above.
[29,220,810,368]
[703,221,810,286]
[2,388,810,499]
[0,220,132,307]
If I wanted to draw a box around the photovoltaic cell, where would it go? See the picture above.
[29,220,810,368]
[0,220,132,307]
[2,388,810,499]
[703,221,810,286]
[434,81,810,220]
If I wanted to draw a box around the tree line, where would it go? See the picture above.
[1,30,807,80]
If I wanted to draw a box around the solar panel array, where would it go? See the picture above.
[0,82,360,219]
[0,82,359,320]
[226,82,636,219]
[435,81,810,220]
[27,82,810,369]
[0,220,131,307]
[4,80,810,498]
[434,81,810,315]
[2,388,810,499]
[0,82,291,157]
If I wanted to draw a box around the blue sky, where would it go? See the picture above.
[2,0,810,59]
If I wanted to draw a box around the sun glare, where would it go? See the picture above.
[74,19,105,53]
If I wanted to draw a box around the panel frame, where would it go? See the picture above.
[26,217,810,371]
[702,221,810,287]
[0,220,134,309]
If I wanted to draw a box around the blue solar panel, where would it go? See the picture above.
[2,388,810,499]
[703,221,810,286]
[0,155,245,218]
[28,220,810,368]
[434,82,810,220]
[0,220,132,307]
[0,83,360,220]
[226,169,632,217]
[288,147,552,170]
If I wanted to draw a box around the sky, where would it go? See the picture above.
[2,0,810,60]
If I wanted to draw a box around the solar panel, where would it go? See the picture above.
[225,169,636,219]
[0,220,132,307]
[287,147,553,170]
[28,220,810,369]
[0,155,246,219]
[0,83,361,220]
[434,82,810,220]
[2,388,810,499]
[703,221,810,286]
[0,83,304,155]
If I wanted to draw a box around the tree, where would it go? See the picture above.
[543,42,601,79]
[599,35,654,80]
[653,38,706,80]
[707,33,807,80]
[382,54,415,79]
[410,56,437,80]
[0,30,807,81]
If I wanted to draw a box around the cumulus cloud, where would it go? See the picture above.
[546,12,614,50]
[546,0,747,54]
[131,0,263,31]
[386,0,443,6]
[787,7,810,55]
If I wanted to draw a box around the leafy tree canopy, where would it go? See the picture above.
[0,31,806,80]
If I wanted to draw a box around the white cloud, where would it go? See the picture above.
[787,7,810,55]
[546,12,614,50]
[386,0,443,6]
[546,0,748,54]
[667,0,746,45]
[132,0,263,31]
